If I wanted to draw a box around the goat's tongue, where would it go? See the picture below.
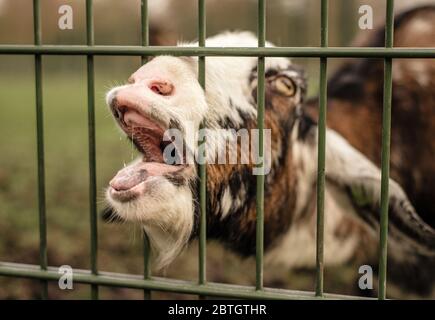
[110,164,148,191]
[110,161,180,191]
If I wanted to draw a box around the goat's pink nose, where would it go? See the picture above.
[148,80,174,96]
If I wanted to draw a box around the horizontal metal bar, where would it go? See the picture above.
[0,262,373,300]
[0,45,434,58]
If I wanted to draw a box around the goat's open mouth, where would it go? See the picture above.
[109,108,187,202]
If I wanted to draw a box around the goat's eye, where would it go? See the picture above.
[274,76,296,97]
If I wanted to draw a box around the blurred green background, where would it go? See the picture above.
[0,0,433,299]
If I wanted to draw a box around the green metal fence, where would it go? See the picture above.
[1,0,435,300]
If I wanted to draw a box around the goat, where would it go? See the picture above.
[103,10,435,295]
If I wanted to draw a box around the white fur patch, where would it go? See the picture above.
[220,187,233,220]
[265,184,361,268]
[266,126,420,269]
[107,176,194,270]
[266,128,365,268]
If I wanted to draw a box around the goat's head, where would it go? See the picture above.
[104,32,306,269]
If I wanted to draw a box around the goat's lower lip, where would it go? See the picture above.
[109,161,186,202]
[109,181,145,203]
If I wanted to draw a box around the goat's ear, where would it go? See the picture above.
[324,129,435,257]
[100,206,125,224]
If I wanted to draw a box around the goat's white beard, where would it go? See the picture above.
[142,185,195,270]
[106,171,195,270]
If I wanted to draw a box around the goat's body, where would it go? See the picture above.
[306,6,435,228]
[104,6,435,297]
[302,6,435,295]
[265,161,371,270]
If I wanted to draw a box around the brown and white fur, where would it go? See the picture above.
[303,5,435,294]
[103,11,435,295]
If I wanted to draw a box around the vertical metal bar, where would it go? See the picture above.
[141,0,149,60]
[33,0,48,300]
[141,0,151,300]
[86,0,98,300]
[198,0,207,293]
[255,0,265,291]
[315,0,328,297]
[378,0,394,300]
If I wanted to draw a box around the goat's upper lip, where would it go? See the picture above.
[115,105,166,140]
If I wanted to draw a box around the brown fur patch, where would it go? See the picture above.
[204,76,301,255]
